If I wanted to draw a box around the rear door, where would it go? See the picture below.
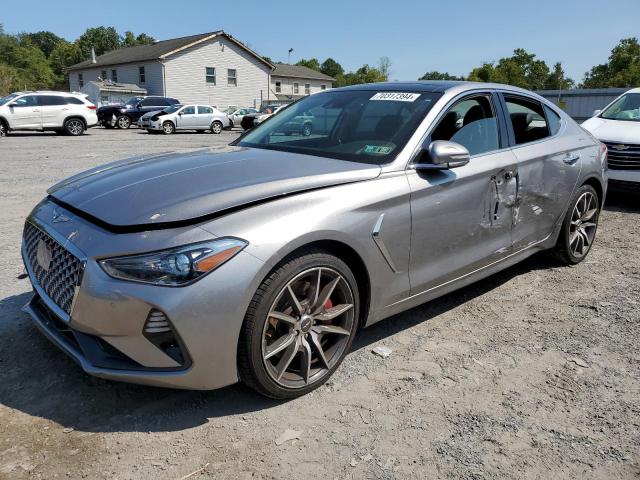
[499,93,582,250]
[408,91,519,295]
[39,95,68,128]
[197,106,214,128]
[7,95,41,129]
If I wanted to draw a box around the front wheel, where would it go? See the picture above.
[116,115,131,129]
[0,121,7,137]
[238,250,360,399]
[64,118,85,136]
[210,121,223,134]
[162,121,175,135]
[551,184,601,265]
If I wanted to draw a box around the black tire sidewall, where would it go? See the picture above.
[64,119,84,136]
[240,251,360,399]
[211,121,223,134]
[162,121,175,134]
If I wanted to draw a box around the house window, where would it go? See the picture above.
[305,83,310,95]
[101,70,107,81]
[293,82,299,94]
[227,69,237,86]
[321,84,327,90]
[206,67,216,84]
[111,69,118,82]
[275,80,281,93]
[78,73,84,87]
[139,66,146,84]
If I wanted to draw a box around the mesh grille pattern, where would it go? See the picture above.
[604,141,640,170]
[23,222,83,315]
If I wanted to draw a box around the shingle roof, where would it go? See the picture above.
[272,64,335,82]
[67,31,273,71]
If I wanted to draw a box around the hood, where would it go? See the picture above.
[582,117,640,143]
[48,147,381,230]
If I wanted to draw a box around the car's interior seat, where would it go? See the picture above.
[431,111,459,141]
[510,112,533,144]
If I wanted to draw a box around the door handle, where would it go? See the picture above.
[563,153,581,165]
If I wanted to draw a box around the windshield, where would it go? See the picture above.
[125,96,143,106]
[0,93,20,106]
[237,90,441,164]
[161,104,182,114]
[601,93,640,121]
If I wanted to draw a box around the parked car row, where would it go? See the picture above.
[137,104,230,134]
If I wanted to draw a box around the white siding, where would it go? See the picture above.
[69,62,164,96]
[271,76,332,98]
[164,36,271,109]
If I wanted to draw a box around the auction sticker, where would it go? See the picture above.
[370,92,421,102]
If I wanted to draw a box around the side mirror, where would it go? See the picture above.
[415,140,471,170]
[592,109,602,117]
[178,111,183,116]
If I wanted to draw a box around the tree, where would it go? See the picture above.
[22,31,64,57]
[76,26,120,57]
[544,62,575,90]
[0,29,57,93]
[340,64,387,86]
[296,58,321,71]
[321,58,344,78]
[419,71,465,81]
[378,56,391,81]
[582,37,640,88]
[121,31,156,48]
[135,33,155,45]
[49,40,83,78]
[467,48,551,90]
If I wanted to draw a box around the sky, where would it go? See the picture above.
[2,0,639,83]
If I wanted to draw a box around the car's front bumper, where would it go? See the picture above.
[20,200,265,390]
[608,168,640,184]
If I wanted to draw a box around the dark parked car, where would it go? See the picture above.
[240,104,285,130]
[97,96,180,129]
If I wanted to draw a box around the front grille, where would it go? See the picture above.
[603,141,640,170]
[23,222,84,315]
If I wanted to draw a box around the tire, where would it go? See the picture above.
[0,120,7,137]
[551,184,601,265]
[116,115,131,129]
[302,122,312,136]
[238,249,360,399]
[196,130,206,134]
[162,121,175,135]
[210,121,223,134]
[64,118,85,136]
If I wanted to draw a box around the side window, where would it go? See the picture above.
[198,106,213,114]
[430,95,500,156]
[12,95,38,107]
[39,95,67,106]
[504,96,550,145]
[111,69,118,82]
[66,97,85,105]
[544,105,561,136]
[182,106,196,115]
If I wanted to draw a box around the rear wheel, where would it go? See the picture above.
[64,118,85,136]
[162,121,175,134]
[211,121,223,134]
[238,250,359,399]
[552,184,600,264]
[116,115,131,129]
[0,121,6,137]
[302,122,312,136]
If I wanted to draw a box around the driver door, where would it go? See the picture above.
[175,106,197,129]
[408,92,519,295]
[8,95,42,129]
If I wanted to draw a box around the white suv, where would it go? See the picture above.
[582,88,640,187]
[0,91,98,136]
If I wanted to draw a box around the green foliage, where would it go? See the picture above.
[321,58,344,78]
[0,29,57,93]
[420,71,465,81]
[545,62,575,90]
[21,31,64,57]
[467,48,554,90]
[296,58,321,71]
[122,31,156,48]
[582,38,640,88]
[77,26,120,57]
[339,64,388,86]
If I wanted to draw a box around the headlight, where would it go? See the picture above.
[99,238,247,286]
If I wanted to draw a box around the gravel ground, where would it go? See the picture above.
[0,128,639,480]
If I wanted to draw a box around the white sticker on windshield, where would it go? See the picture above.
[370,92,421,102]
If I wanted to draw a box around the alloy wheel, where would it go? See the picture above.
[211,121,223,134]
[66,119,84,136]
[262,267,355,388]
[117,116,131,129]
[163,122,174,134]
[569,191,598,258]
[0,122,5,136]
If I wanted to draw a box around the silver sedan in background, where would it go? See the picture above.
[21,81,606,399]
[143,104,230,134]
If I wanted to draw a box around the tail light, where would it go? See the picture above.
[86,105,97,110]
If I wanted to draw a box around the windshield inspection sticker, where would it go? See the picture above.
[370,92,421,102]
[362,145,393,155]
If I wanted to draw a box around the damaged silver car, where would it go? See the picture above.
[21,82,607,398]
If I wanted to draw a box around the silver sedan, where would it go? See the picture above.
[145,104,230,134]
[21,81,607,398]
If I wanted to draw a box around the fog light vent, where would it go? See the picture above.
[144,309,172,334]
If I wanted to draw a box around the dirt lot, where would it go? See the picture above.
[0,128,638,480]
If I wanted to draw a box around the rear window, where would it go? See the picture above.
[66,97,85,105]
[39,95,67,106]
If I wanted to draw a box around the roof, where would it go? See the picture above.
[272,64,335,82]
[85,80,147,94]
[68,31,273,71]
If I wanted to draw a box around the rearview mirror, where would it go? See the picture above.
[592,109,601,117]
[415,140,471,170]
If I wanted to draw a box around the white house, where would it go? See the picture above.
[270,64,335,103]
[68,31,274,110]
